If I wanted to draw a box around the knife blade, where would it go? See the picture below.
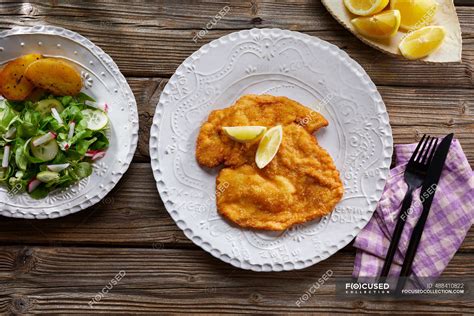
[396,133,454,292]
[418,133,453,218]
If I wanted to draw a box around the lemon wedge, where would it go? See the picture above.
[352,10,401,39]
[223,126,267,143]
[344,0,389,16]
[390,0,437,31]
[399,25,445,60]
[255,125,283,169]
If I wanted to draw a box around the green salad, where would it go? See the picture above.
[0,93,109,199]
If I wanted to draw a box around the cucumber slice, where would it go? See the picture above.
[0,166,9,181]
[37,171,60,183]
[81,109,108,131]
[35,99,64,117]
[30,136,58,162]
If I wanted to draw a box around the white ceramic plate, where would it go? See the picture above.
[0,26,138,219]
[150,28,393,271]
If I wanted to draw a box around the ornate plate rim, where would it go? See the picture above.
[0,25,139,219]
[149,28,393,271]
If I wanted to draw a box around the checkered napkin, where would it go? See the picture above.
[353,139,474,284]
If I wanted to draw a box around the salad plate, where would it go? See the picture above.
[150,28,393,271]
[0,26,138,219]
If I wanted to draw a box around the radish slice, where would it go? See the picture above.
[59,142,70,151]
[68,121,76,140]
[2,145,10,168]
[4,127,16,139]
[47,163,70,172]
[85,149,97,157]
[32,132,57,147]
[51,107,64,125]
[84,100,95,107]
[92,151,106,161]
[86,149,106,160]
[28,178,41,193]
[85,100,108,112]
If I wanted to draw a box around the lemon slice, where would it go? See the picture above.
[399,26,445,60]
[255,125,283,169]
[344,0,389,16]
[352,10,401,39]
[223,126,267,143]
[390,0,437,31]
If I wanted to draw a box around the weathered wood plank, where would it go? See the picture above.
[0,2,472,87]
[0,246,472,314]
[1,1,472,32]
[0,163,473,252]
[130,78,165,162]
[127,78,474,165]
[456,0,474,6]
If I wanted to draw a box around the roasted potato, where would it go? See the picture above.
[26,88,47,102]
[0,53,43,101]
[25,58,83,96]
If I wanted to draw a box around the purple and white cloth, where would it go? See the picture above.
[353,139,474,285]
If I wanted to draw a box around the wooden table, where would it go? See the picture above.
[1,1,473,314]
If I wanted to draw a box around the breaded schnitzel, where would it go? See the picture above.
[196,94,328,168]
[196,95,343,230]
[217,124,343,230]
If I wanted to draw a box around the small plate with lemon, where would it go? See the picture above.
[322,0,462,62]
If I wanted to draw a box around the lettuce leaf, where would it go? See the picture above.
[1,92,108,199]
[0,100,17,134]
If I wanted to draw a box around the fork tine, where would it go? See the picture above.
[421,137,435,164]
[415,135,430,163]
[427,138,439,165]
[409,134,426,164]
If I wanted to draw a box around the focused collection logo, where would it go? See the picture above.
[344,281,390,295]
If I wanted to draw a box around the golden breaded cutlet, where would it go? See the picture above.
[196,94,328,168]
[195,94,342,231]
[216,124,343,230]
